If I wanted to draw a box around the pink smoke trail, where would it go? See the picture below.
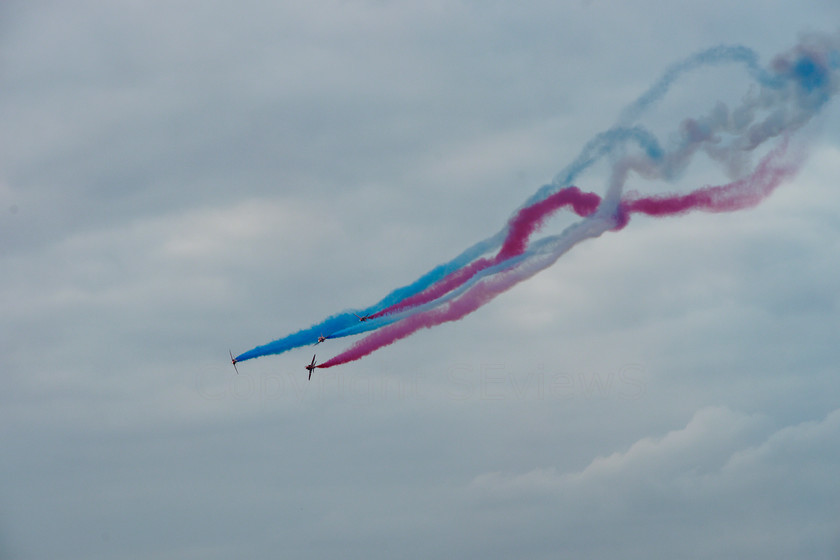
[370,186,601,319]
[615,138,800,227]
[320,268,541,369]
[318,141,801,369]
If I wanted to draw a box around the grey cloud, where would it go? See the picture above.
[2,1,840,559]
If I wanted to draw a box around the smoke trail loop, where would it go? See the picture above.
[234,33,839,368]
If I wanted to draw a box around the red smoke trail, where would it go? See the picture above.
[370,186,600,319]
[319,270,529,369]
[615,139,798,228]
[497,186,601,258]
[319,141,800,369]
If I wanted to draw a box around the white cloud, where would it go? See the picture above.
[469,406,767,496]
[467,406,840,558]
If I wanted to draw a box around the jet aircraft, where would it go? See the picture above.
[305,354,317,380]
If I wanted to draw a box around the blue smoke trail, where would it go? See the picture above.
[327,253,532,340]
[233,232,504,361]
[618,45,785,124]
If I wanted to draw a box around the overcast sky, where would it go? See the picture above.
[2,1,840,559]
